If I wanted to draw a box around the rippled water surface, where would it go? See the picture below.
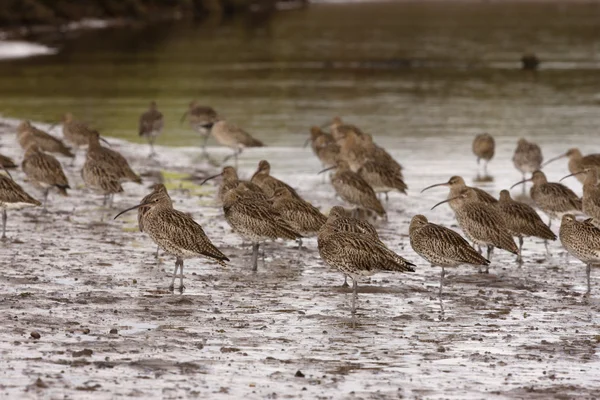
[1,1,600,146]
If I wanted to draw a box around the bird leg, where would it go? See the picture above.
[296,238,303,250]
[154,245,160,259]
[351,278,358,315]
[439,266,445,297]
[169,259,181,292]
[251,243,260,272]
[517,237,524,265]
[1,209,7,240]
[483,160,488,176]
[42,188,49,213]
[521,173,526,196]
[586,264,591,296]
[486,246,493,273]
[179,258,185,293]
[342,274,349,288]
[548,218,552,229]
[385,192,389,202]
[201,134,209,157]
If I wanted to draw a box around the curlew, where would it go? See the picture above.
[497,190,557,262]
[81,154,124,208]
[201,166,266,203]
[138,183,168,259]
[222,186,301,271]
[421,175,497,212]
[305,126,339,168]
[115,184,229,292]
[510,170,581,228]
[326,205,381,287]
[21,145,70,209]
[271,187,327,248]
[17,121,74,159]
[329,116,365,142]
[472,133,495,176]
[317,221,415,315]
[86,131,142,184]
[211,120,264,168]
[0,169,41,240]
[559,214,600,295]
[320,160,386,218]
[543,148,600,184]
[561,168,600,225]
[512,138,543,181]
[251,160,300,199]
[181,101,220,157]
[62,113,98,163]
[357,160,407,201]
[0,154,17,169]
[431,188,518,266]
[138,101,164,156]
[409,214,490,295]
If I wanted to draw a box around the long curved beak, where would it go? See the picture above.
[114,202,150,220]
[1,165,13,180]
[303,138,312,148]
[509,178,531,189]
[421,182,449,193]
[560,171,586,182]
[200,173,222,185]
[431,195,461,210]
[99,136,111,147]
[180,111,188,125]
[541,153,566,167]
[318,166,336,175]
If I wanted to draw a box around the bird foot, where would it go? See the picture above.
[1,236,8,243]
[178,285,185,294]
[168,284,175,292]
[341,281,349,288]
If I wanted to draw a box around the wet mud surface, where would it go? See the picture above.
[1,120,600,399]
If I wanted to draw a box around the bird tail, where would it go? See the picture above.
[245,136,265,147]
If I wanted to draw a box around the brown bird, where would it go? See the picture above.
[81,155,124,208]
[305,126,339,168]
[86,131,142,184]
[0,170,41,240]
[510,170,581,228]
[271,187,327,247]
[497,190,557,262]
[251,160,300,199]
[211,120,264,168]
[409,214,490,295]
[62,113,98,163]
[17,121,74,159]
[544,148,600,184]
[320,160,386,218]
[561,168,600,225]
[357,159,407,201]
[21,145,70,209]
[431,188,518,266]
[421,175,497,212]
[559,214,600,295]
[472,133,495,176]
[317,221,415,314]
[181,101,220,157]
[201,166,266,203]
[138,183,167,259]
[329,116,365,142]
[138,101,164,156]
[0,154,17,169]
[512,138,544,195]
[326,205,381,287]
[115,184,229,292]
[222,186,301,271]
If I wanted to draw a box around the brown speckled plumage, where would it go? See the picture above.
[22,145,70,202]
[116,184,228,291]
[422,175,497,212]
[87,131,142,184]
[472,133,495,163]
[138,101,164,154]
[326,206,379,239]
[215,166,266,202]
[272,187,327,237]
[520,170,582,223]
[432,188,518,261]
[0,172,41,239]
[357,159,407,195]
[512,138,543,177]
[251,160,301,199]
[545,148,600,184]
[318,221,415,313]
[17,121,74,158]
[0,154,17,169]
[223,187,301,271]
[81,156,124,199]
[62,113,97,149]
[328,160,386,217]
[308,126,339,168]
[559,214,600,294]
[185,101,219,133]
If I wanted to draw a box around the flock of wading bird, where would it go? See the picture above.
[1,101,600,316]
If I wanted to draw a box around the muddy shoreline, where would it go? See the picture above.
[1,118,600,399]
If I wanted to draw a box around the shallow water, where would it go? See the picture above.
[1,1,600,146]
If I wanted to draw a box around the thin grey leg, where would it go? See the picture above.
[586,264,591,296]
[179,259,185,293]
[351,278,358,315]
[342,274,349,288]
[169,260,180,291]
[251,243,259,272]
[154,245,160,259]
[1,209,7,239]
[42,189,49,212]
[439,266,445,297]
[297,238,303,250]
[517,237,523,264]
[484,160,488,176]
[201,134,209,157]
[548,218,552,229]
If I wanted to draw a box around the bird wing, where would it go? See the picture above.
[0,175,41,206]
[22,153,69,187]
[538,183,582,212]
[224,199,300,241]
[582,154,600,168]
[414,224,490,266]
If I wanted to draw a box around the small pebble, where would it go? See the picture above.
[109,328,118,334]
[295,370,305,378]
[30,331,41,339]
